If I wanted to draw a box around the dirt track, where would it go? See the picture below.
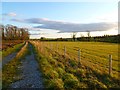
[10,43,44,88]
[2,53,17,66]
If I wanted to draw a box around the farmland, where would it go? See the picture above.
[1,40,120,89]
[30,41,120,89]
[32,41,119,75]
[1,24,119,88]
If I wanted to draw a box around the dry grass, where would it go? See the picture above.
[31,41,119,89]
[2,42,28,88]
[2,42,25,58]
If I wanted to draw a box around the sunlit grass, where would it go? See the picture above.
[2,42,28,88]
[43,41,119,78]
[2,42,25,58]
[31,41,119,89]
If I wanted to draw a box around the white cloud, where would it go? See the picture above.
[11,18,117,33]
[2,12,17,17]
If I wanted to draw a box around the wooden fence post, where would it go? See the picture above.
[40,42,42,52]
[109,54,112,75]
[78,49,81,67]
[51,44,52,50]
[56,44,58,52]
[64,46,66,58]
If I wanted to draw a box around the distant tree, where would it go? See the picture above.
[5,24,12,40]
[1,24,29,40]
[41,37,46,40]
[71,32,77,41]
[87,31,91,37]
[0,25,5,39]
[87,31,91,41]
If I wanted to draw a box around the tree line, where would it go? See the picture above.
[77,35,120,43]
[38,34,120,43]
[0,24,29,40]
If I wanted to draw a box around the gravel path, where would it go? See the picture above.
[2,52,17,66]
[10,44,44,88]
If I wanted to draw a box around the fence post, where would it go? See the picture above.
[56,44,58,52]
[40,42,42,52]
[64,46,66,58]
[109,54,112,75]
[78,49,81,67]
[51,44,52,50]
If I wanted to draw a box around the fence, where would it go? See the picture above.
[34,41,114,76]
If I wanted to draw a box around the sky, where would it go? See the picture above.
[1,2,118,39]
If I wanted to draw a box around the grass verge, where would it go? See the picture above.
[2,42,25,58]
[2,42,28,88]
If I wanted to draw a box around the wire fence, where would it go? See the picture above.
[32,41,119,76]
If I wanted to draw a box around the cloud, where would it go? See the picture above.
[2,12,17,17]
[11,18,117,33]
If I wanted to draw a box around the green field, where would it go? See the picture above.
[2,41,119,89]
[31,41,119,88]
[35,41,119,77]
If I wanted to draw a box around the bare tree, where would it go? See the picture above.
[1,24,29,40]
[87,31,91,37]
[71,32,77,41]
[87,31,91,41]
[0,25,5,39]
